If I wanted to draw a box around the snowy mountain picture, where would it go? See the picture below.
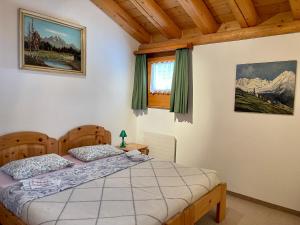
[235,61,297,115]
[20,9,86,75]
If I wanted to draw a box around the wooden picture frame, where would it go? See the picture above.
[19,9,86,75]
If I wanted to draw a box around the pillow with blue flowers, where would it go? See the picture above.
[1,154,74,180]
[69,144,124,162]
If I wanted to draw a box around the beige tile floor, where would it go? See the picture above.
[197,195,300,225]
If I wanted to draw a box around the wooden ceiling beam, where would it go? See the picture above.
[289,0,300,19]
[134,43,193,55]
[177,0,219,34]
[135,19,300,54]
[129,0,181,39]
[227,0,259,27]
[91,0,151,43]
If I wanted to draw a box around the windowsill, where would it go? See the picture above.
[149,92,171,95]
[148,106,170,110]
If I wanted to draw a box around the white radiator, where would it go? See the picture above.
[143,132,176,162]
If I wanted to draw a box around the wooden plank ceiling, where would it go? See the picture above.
[91,0,300,53]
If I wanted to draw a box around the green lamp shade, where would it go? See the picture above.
[119,130,127,138]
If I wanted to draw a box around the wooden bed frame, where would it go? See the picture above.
[0,125,226,225]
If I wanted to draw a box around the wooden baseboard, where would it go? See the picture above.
[227,191,300,217]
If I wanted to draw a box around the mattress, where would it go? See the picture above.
[1,158,220,225]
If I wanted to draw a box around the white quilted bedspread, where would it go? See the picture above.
[20,159,220,225]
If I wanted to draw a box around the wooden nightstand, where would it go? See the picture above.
[118,143,149,155]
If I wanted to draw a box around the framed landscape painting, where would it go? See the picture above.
[235,60,297,115]
[19,9,86,75]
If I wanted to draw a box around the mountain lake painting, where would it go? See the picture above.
[235,60,297,115]
[20,9,86,75]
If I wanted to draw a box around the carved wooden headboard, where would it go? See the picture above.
[58,125,111,155]
[0,132,58,166]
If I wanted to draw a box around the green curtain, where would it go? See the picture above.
[170,48,189,113]
[131,54,147,110]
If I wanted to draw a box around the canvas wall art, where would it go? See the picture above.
[19,9,86,75]
[235,60,297,115]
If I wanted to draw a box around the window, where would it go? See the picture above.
[150,61,174,94]
[148,56,175,109]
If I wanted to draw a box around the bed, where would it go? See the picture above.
[0,125,226,225]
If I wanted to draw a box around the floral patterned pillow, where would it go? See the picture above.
[1,154,74,180]
[68,144,124,162]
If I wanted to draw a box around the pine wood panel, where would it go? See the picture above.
[116,0,160,34]
[0,132,57,166]
[136,19,300,53]
[135,42,191,54]
[289,0,300,19]
[155,0,197,29]
[227,0,259,27]
[0,203,25,225]
[111,0,292,37]
[204,0,236,23]
[93,0,295,52]
[91,0,151,43]
[253,0,291,21]
[178,0,220,34]
[129,0,182,38]
[118,143,149,155]
[58,125,111,155]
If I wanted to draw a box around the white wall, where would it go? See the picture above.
[0,0,139,143]
[1,0,300,213]
[136,33,300,211]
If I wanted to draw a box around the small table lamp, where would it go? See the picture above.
[119,130,127,148]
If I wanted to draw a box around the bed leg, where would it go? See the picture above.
[216,183,227,223]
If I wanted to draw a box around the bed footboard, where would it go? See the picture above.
[0,183,226,225]
[165,183,227,225]
[0,202,25,225]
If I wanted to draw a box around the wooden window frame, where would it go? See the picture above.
[147,56,175,109]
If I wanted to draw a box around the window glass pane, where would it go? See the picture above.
[150,61,174,93]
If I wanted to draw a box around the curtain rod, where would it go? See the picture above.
[134,43,193,55]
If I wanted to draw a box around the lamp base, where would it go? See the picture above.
[120,139,126,148]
